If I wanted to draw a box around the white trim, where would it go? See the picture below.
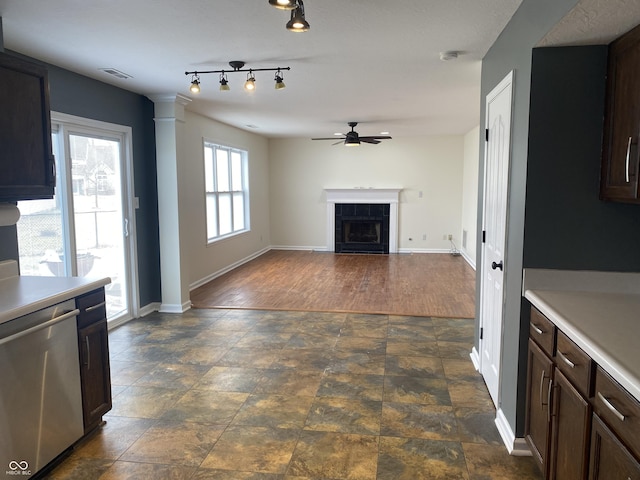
[470,347,481,371]
[189,246,270,291]
[159,300,192,314]
[495,408,533,456]
[324,188,401,253]
[138,302,161,318]
[48,111,140,322]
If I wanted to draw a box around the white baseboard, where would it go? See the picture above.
[189,247,271,291]
[470,346,480,371]
[460,249,476,270]
[495,408,532,456]
[138,302,161,317]
[159,301,192,314]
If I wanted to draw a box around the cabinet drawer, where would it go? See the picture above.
[76,288,106,328]
[590,413,640,480]
[555,330,593,398]
[594,366,640,461]
[530,307,555,356]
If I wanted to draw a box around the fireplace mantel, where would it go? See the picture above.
[325,188,401,253]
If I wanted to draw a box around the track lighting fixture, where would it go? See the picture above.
[268,0,310,32]
[244,71,256,91]
[219,73,230,91]
[286,0,310,32]
[274,69,286,90]
[185,61,291,93]
[189,74,200,93]
[268,0,297,10]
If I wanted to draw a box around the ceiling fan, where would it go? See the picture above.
[312,122,392,146]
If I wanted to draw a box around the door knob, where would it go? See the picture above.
[491,261,503,271]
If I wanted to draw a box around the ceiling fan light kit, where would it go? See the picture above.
[185,61,290,93]
[312,122,392,147]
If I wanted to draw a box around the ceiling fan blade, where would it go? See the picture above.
[360,138,381,144]
[312,137,346,140]
[360,136,392,140]
[332,140,345,146]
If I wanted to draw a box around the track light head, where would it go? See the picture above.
[244,71,256,91]
[286,1,310,32]
[219,73,230,91]
[274,70,286,90]
[268,0,297,10]
[189,75,201,94]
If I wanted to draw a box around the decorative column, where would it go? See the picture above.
[148,94,192,313]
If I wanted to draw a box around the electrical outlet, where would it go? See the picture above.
[448,234,453,241]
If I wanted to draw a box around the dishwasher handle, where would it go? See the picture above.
[0,309,80,346]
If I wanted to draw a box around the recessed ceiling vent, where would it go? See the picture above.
[99,68,132,79]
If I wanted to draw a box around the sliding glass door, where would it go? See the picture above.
[17,114,138,323]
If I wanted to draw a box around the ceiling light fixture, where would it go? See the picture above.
[185,61,291,93]
[286,0,310,32]
[189,74,201,93]
[219,73,230,91]
[274,69,286,90]
[268,0,297,10]
[244,71,256,91]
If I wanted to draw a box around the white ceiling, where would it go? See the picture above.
[0,0,638,140]
[0,0,523,139]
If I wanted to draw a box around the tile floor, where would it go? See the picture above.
[45,309,543,479]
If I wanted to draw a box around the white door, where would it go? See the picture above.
[479,71,514,407]
[17,113,139,324]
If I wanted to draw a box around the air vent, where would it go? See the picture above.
[99,68,132,79]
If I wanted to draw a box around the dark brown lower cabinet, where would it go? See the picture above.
[76,288,112,433]
[589,414,640,480]
[549,369,591,480]
[525,338,554,476]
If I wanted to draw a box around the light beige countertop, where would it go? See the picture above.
[523,268,640,402]
[0,260,110,325]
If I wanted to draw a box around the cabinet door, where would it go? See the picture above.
[525,338,554,476]
[601,24,640,203]
[78,319,112,432]
[549,369,591,480]
[0,52,55,201]
[590,414,640,480]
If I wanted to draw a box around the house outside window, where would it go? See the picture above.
[204,142,249,242]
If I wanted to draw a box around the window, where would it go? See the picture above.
[204,142,249,242]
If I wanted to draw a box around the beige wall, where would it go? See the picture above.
[183,111,272,288]
[461,126,480,267]
[268,136,466,252]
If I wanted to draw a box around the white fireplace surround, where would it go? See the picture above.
[325,188,401,253]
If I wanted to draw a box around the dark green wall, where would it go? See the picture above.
[477,0,580,439]
[0,51,161,306]
[524,46,640,271]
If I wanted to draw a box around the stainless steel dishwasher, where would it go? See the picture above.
[0,299,84,478]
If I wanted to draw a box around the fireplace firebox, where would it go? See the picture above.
[335,203,390,254]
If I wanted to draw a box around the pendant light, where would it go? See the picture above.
[274,69,286,90]
[244,71,256,91]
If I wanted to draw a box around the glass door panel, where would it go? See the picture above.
[17,119,133,323]
[69,134,128,319]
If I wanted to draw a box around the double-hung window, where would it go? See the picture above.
[204,142,249,242]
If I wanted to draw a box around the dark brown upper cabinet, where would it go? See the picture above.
[0,51,55,202]
[600,24,640,203]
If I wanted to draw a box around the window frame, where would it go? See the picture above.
[203,141,249,244]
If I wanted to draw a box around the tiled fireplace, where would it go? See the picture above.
[325,188,401,254]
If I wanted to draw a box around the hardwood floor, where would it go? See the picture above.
[191,250,476,318]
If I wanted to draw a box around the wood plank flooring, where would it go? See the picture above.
[191,250,476,318]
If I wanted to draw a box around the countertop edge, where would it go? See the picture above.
[524,289,640,403]
[0,276,111,325]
